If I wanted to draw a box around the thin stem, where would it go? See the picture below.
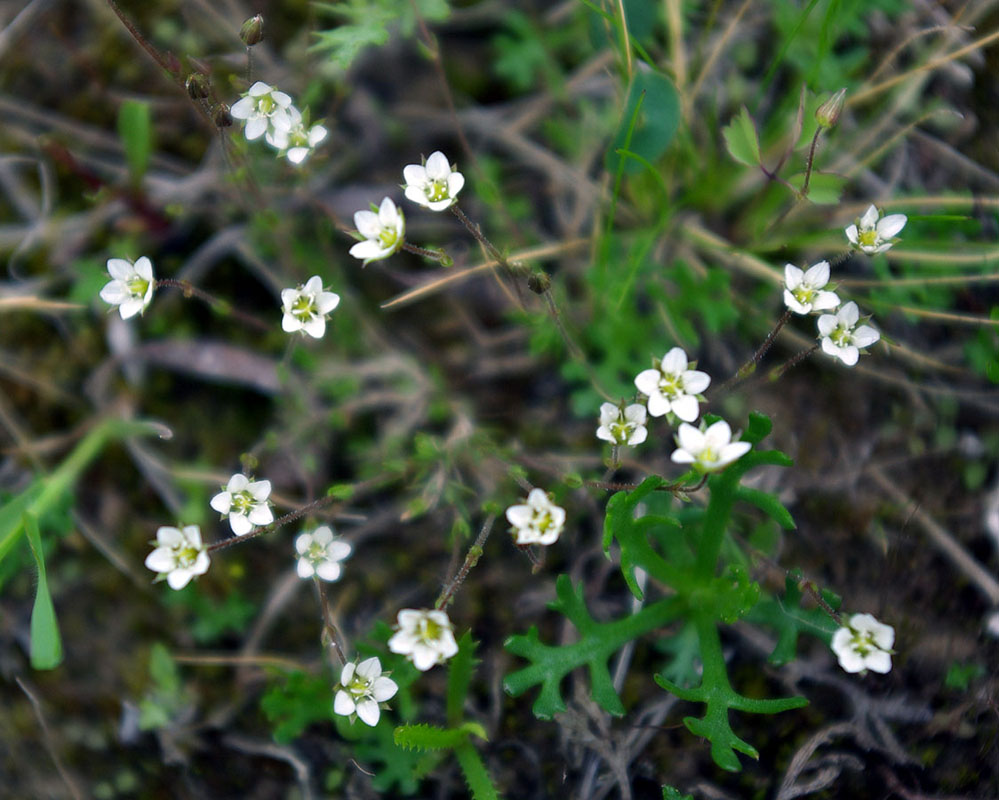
[154,278,272,332]
[401,242,451,264]
[800,128,823,197]
[800,579,842,626]
[767,344,820,382]
[316,578,347,665]
[712,308,793,398]
[105,0,182,86]
[435,515,495,610]
[206,495,338,553]
[450,205,511,269]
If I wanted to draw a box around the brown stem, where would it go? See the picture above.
[435,515,495,610]
[206,494,338,553]
[401,242,451,263]
[154,278,272,332]
[800,128,823,197]
[767,344,820,382]
[105,0,183,87]
[713,308,793,398]
[316,579,347,665]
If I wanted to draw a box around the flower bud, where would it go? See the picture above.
[527,270,551,294]
[185,73,210,100]
[213,104,233,129]
[239,14,264,46]
[815,88,846,129]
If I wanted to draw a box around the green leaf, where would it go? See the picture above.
[662,787,693,800]
[722,107,761,166]
[23,513,62,669]
[787,172,846,204]
[395,723,467,751]
[505,575,683,718]
[454,740,501,800]
[261,670,335,743]
[117,99,152,185]
[606,69,680,175]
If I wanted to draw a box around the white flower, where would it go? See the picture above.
[402,151,465,211]
[99,256,155,319]
[144,524,210,590]
[280,276,340,338]
[295,526,351,581]
[783,261,840,315]
[333,657,398,726]
[210,473,274,536]
[505,488,566,546]
[265,106,327,164]
[596,402,648,447]
[817,301,880,366]
[387,608,459,671]
[349,197,405,265]
[845,204,907,254]
[831,613,895,674]
[671,420,751,473]
[230,81,293,141]
[634,347,711,422]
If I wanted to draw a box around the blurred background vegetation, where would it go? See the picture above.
[1,0,998,797]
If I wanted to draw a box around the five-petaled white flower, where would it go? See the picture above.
[295,526,351,581]
[634,347,711,422]
[99,256,155,319]
[817,301,880,366]
[281,276,340,338]
[783,261,840,315]
[671,420,751,473]
[831,613,895,674]
[230,81,293,141]
[333,657,398,726]
[388,608,459,671]
[505,488,566,546]
[349,197,405,265]
[210,473,274,536]
[845,204,907,254]
[265,106,327,165]
[144,524,210,590]
[596,402,648,447]
[403,151,465,211]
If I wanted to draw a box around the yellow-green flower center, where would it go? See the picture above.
[858,230,878,248]
[420,617,442,641]
[306,541,326,563]
[426,179,448,203]
[849,629,877,656]
[292,295,316,321]
[127,277,149,298]
[231,489,254,514]
[258,94,276,114]
[347,673,373,697]
[378,228,400,250]
[659,374,682,397]
[611,421,631,442]
[793,286,815,304]
[178,545,199,567]
[830,325,851,347]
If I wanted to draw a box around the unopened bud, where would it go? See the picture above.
[527,271,551,294]
[185,73,210,100]
[239,15,264,47]
[815,88,846,129]
[213,104,233,128]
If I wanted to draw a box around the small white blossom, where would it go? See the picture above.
[831,613,894,674]
[210,473,273,536]
[295,526,351,581]
[99,256,155,319]
[845,204,907,254]
[144,524,210,590]
[634,347,710,422]
[349,197,405,265]
[403,151,464,211]
[817,301,880,366]
[333,657,398,726]
[783,261,840,315]
[388,608,459,671]
[671,420,751,473]
[281,276,340,338]
[596,403,648,447]
[265,106,327,164]
[505,488,566,546]
[230,81,293,141]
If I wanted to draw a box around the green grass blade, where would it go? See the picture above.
[24,512,63,670]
